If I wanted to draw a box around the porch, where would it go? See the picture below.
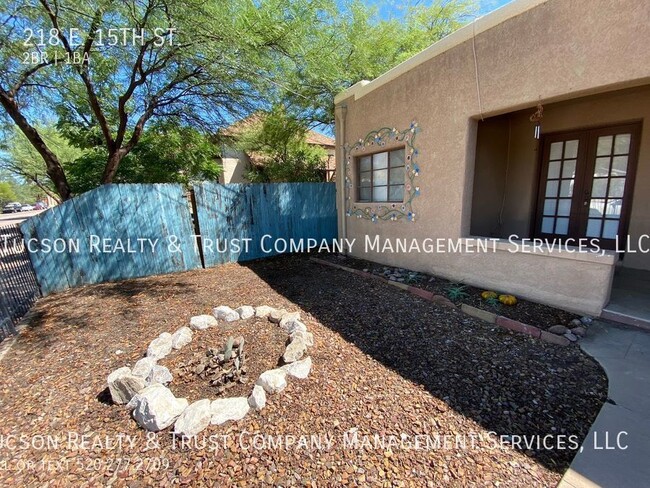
[469,84,650,320]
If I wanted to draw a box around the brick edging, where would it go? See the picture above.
[310,257,569,346]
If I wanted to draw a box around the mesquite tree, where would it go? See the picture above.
[0,0,324,200]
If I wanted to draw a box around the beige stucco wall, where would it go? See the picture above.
[219,149,250,184]
[335,0,650,315]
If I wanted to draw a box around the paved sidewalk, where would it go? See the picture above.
[559,320,650,488]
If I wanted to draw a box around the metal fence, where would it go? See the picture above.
[0,224,40,340]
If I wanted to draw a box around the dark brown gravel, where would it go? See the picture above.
[321,253,581,330]
[0,255,606,487]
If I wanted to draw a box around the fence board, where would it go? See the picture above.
[22,184,202,296]
[193,182,337,266]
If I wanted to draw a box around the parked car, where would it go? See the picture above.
[2,202,22,214]
[20,204,35,212]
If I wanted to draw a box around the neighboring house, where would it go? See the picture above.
[334,0,650,320]
[217,115,336,184]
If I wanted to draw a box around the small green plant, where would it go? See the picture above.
[224,336,234,361]
[484,296,501,309]
[446,283,469,301]
[404,273,421,284]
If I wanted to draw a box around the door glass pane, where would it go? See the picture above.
[359,172,371,187]
[591,178,607,198]
[589,199,606,217]
[560,180,574,197]
[543,199,557,215]
[373,169,388,185]
[608,178,625,198]
[602,220,619,239]
[545,180,558,197]
[388,185,404,201]
[564,140,579,159]
[605,199,622,217]
[541,217,555,233]
[389,167,404,185]
[550,142,563,160]
[390,150,405,167]
[562,160,577,178]
[373,152,388,170]
[586,219,602,237]
[557,199,571,216]
[614,134,631,155]
[359,187,371,201]
[373,186,387,202]
[555,218,569,235]
[611,156,628,176]
[594,157,610,177]
[360,156,371,172]
[548,161,561,179]
[597,136,613,156]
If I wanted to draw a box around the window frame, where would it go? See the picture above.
[356,147,406,203]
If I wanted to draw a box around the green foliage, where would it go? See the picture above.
[0,182,17,204]
[238,107,327,183]
[278,0,477,125]
[484,296,501,309]
[0,125,85,201]
[446,283,469,301]
[65,122,220,194]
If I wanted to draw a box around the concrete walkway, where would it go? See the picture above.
[559,320,650,488]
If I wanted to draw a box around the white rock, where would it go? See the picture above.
[281,357,312,379]
[130,384,188,432]
[212,306,240,322]
[132,357,157,379]
[147,332,173,360]
[235,306,255,319]
[283,337,307,363]
[173,399,212,438]
[108,367,146,404]
[290,330,314,347]
[172,326,193,349]
[254,305,275,318]
[210,397,250,425]
[280,319,307,335]
[279,311,301,329]
[268,309,288,324]
[256,369,288,394]
[190,315,218,330]
[146,365,173,386]
[248,385,266,410]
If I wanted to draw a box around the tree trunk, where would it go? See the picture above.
[0,90,72,201]
[101,149,125,184]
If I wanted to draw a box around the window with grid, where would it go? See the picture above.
[357,149,405,202]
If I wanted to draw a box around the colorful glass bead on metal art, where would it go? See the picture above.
[344,121,421,223]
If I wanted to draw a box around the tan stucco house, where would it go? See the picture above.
[334,0,650,321]
[218,115,336,184]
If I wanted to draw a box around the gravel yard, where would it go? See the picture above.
[0,255,606,487]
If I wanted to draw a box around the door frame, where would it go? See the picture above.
[533,120,643,249]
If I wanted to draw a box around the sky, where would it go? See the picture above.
[368,0,512,19]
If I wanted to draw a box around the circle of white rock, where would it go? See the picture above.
[106,305,313,438]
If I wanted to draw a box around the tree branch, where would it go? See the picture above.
[39,0,115,150]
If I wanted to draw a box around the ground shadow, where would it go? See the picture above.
[243,255,608,473]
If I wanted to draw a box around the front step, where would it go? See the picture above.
[600,308,650,331]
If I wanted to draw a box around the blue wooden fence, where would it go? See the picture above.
[21,184,201,295]
[193,182,338,266]
[21,182,338,295]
